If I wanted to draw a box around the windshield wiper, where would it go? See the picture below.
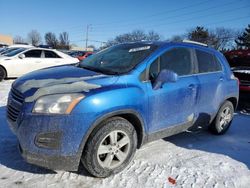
[97,69,120,75]
[79,65,119,75]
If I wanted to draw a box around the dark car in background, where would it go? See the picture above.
[224,49,250,110]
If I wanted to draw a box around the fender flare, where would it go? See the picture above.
[76,109,146,161]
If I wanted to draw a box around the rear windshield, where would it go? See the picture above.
[79,43,159,74]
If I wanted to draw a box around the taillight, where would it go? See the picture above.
[230,73,240,86]
[237,77,240,86]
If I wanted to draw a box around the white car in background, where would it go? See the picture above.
[0,47,79,81]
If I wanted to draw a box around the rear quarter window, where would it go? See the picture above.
[44,50,61,58]
[196,50,222,73]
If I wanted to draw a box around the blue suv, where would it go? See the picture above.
[7,41,239,177]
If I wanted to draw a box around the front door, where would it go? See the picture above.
[146,47,199,133]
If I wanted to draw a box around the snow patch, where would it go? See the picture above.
[0,80,249,188]
[233,70,250,74]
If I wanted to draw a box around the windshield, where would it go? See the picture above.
[0,48,7,53]
[4,48,26,57]
[0,48,10,55]
[79,43,159,75]
[1,48,20,55]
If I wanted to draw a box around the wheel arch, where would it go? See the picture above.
[78,109,146,159]
[210,96,238,125]
[225,97,238,111]
[0,65,7,78]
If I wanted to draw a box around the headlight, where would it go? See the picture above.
[33,93,84,114]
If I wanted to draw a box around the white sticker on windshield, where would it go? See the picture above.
[129,46,151,52]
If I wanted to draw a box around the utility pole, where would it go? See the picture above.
[85,24,91,50]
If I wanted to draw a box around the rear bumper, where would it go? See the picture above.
[238,88,250,110]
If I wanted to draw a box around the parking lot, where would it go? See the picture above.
[0,80,249,188]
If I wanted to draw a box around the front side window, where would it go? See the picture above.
[196,50,222,73]
[79,43,159,75]
[24,50,42,58]
[149,47,193,80]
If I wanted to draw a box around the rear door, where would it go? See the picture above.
[41,50,67,67]
[195,49,224,120]
[146,46,199,133]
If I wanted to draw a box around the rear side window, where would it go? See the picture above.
[149,47,194,78]
[44,50,61,58]
[24,50,42,58]
[196,50,222,73]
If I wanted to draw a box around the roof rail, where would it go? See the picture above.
[182,39,208,47]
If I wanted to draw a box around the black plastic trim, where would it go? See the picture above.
[77,109,146,160]
[19,144,79,171]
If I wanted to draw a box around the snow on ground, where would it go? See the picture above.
[0,80,250,188]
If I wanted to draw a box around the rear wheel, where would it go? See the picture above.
[209,101,234,135]
[81,117,137,177]
[0,67,6,81]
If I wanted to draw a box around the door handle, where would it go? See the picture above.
[219,77,224,81]
[35,61,41,63]
[188,84,196,91]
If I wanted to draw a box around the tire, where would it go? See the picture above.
[209,101,234,135]
[81,117,138,177]
[0,66,6,81]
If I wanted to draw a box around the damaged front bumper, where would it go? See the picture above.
[7,112,95,171]
[19,144,79,171]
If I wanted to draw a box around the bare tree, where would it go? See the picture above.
[104,29,161,48]
[13,35,25,44]
[187,26,238,50]
[44,32,58,48]
[27,30,41,46]
[235,24,250,49]
[58,32,70,50]
[212,27,238,50]
[147,31,161,41]
[168,35,185,42]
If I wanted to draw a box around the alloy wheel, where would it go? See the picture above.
[218,106,232,131]
[97,130,131,169]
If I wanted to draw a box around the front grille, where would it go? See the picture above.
[7,88,24,122]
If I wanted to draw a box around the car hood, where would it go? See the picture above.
[12,64,119,102]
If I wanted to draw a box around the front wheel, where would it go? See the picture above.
[81,117,137,177]
[209,101,234,135]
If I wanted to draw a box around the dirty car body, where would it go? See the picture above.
[7,41,239,177]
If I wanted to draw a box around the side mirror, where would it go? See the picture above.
[153,69,178,90]
[18,54,25,59]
